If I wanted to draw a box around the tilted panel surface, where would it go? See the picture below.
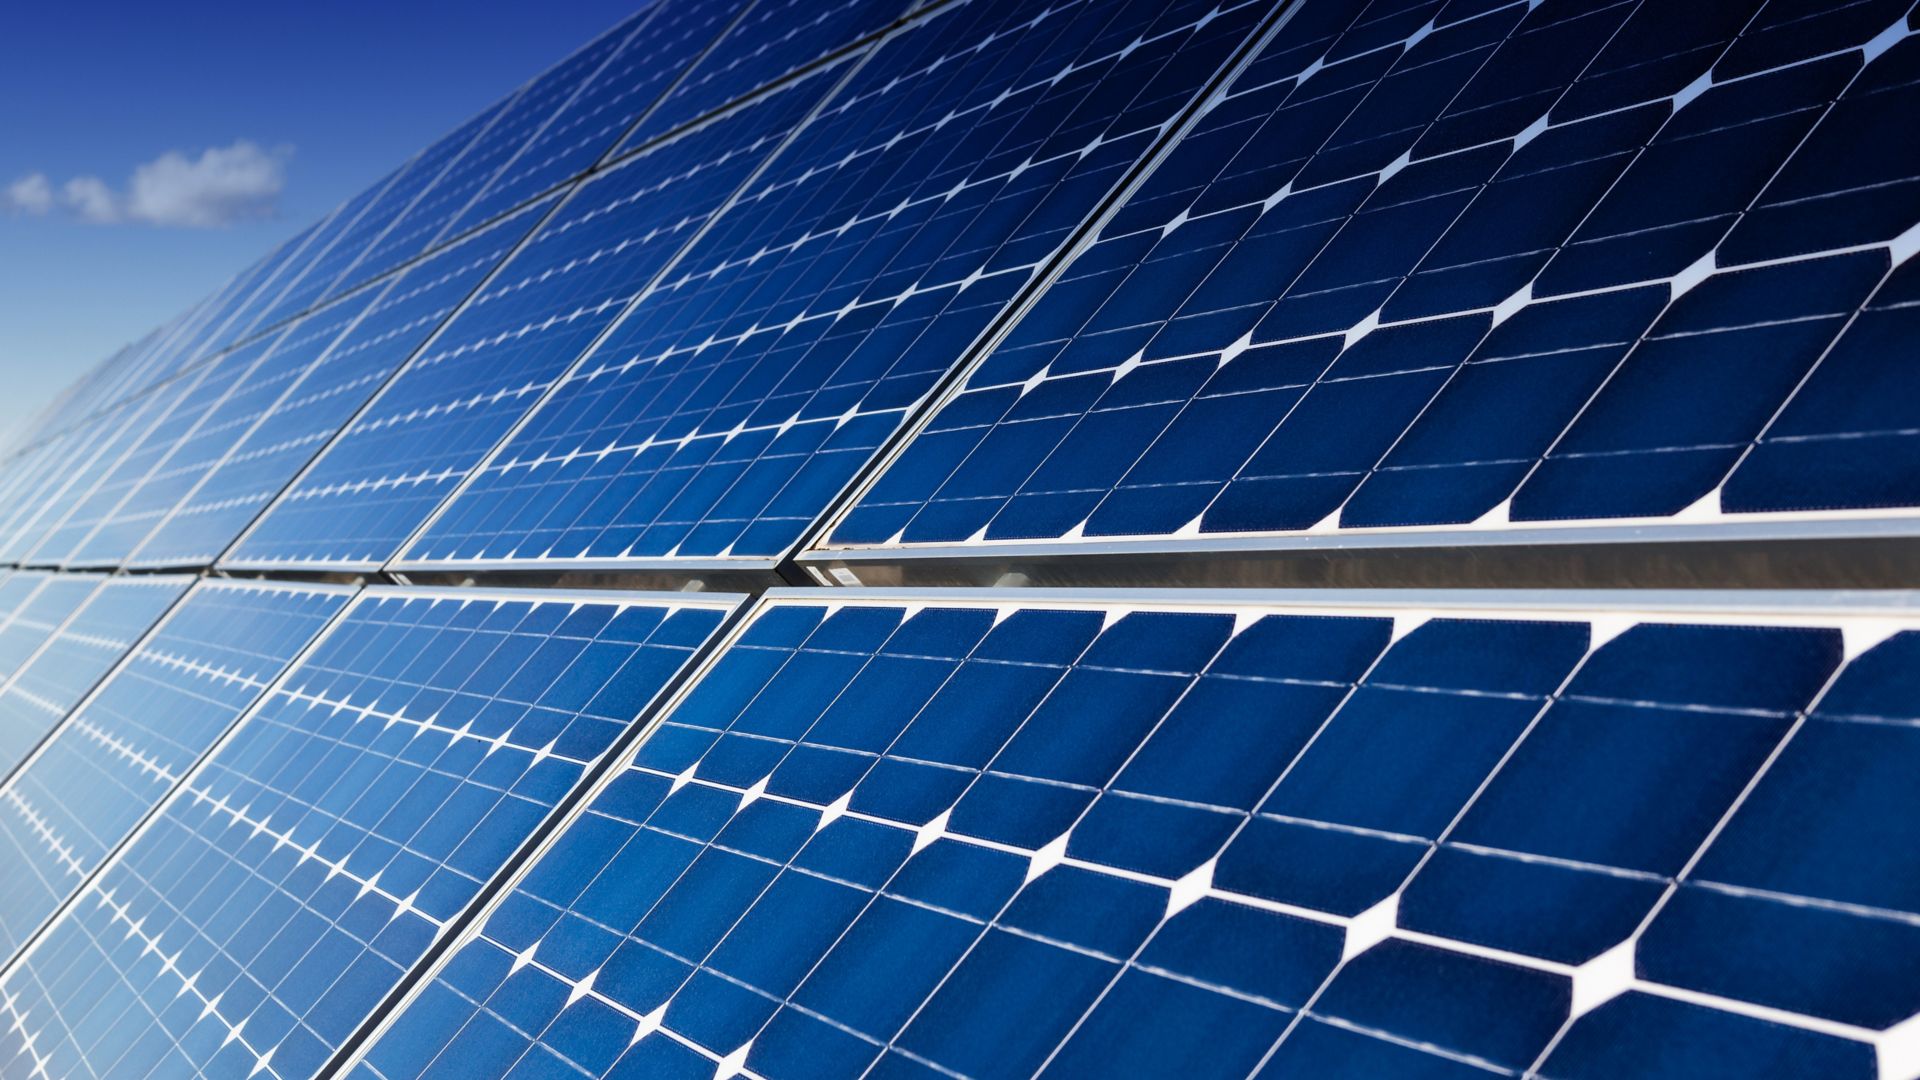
[0,577,190,780]
[823,0,1920,559]
[401,0,1276,570]
[354,591,1918,1080]
[50,339,282,568]
[347,10,655,290]
[0,588,737,1080]
[4,380,202,566]
[245,101,520,337]
[225,70,839,571]
[616,0,915,151]
[0,581,354,961]
[0,575,102,685]
[65,295,384,569]
[128,209,543,570]
[440,0,749,244]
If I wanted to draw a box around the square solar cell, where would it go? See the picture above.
[343,589,1920,1080]
[0,586,741,1080]
[225,68,842,571]
[0,581,354,960]
[816,0,1920,572]
[399,0,1279,572]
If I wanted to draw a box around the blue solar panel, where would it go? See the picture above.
[4,379,205,566]
[0,575,46,634]
[91,222,338,412]
[46,337,289,569]
[0,577,190,780]
[0,587,739,1080]
[341,590,1915,1080]
[0,576,103,684]
[0,581,354,961]
[821,0,1920,558]
[243,103,523,338]
[615,0,915,152]
[439,0,746,246]
[127,209,544,571]
[225,69,842,571]
[398,0,1278,571]
[344,11,660,291]
[64,296,389,569]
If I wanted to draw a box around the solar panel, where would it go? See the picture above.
[62,296,389,569]
[396,0,1279,572]
[0,576,190,780]
[224,67,844,571]
[0,580,354,960]
[126,207,545,571]
[5,3,1920,1078]
[614,0,915,152]
[814,0,1920,566]
[242,103,525,339]
[339,588,1915,1080]
[2,379,204,566]
[436,0,745,247]
[0,575,104,684]
[341,10,661,292]
[0,587,740,1080]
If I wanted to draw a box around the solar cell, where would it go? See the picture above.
[0,586,740,1080]
[397,0,1279,572]
[817,0,1920,567]
[0,581,354,961]
[127,207,544,570]
[225,67,844,571]
[0,576,190,781]
[347,589,1919,1080]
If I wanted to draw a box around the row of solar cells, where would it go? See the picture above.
[2,0,1915,583]
[0,575,1914,1079]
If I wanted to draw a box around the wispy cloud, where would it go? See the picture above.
[5,140,291,227]
[3,173,53,216]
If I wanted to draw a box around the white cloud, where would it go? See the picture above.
[125,140,289,227]
[62,176,120,223]
[4,173,53,215]
[12,140,291,228]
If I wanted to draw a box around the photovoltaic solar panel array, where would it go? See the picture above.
[0,0,1916,1077]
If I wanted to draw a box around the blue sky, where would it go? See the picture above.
[0,0,646,439]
